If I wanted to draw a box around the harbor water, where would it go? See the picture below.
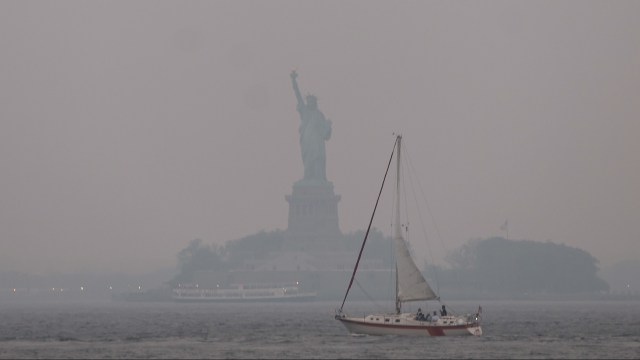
[0,299,638,359]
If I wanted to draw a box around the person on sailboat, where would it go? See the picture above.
[431,311,439,322]
[441,304,448,316]
[416,308,425,321]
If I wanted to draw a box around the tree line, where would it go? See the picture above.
[171,232,609,294]
[426,237,609,294]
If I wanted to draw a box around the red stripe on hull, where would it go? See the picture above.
[337,317,478,336]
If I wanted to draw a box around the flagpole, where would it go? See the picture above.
[505,219,509,241]
[501,219,509,241]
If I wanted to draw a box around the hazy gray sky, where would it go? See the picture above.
[1,1,638,275]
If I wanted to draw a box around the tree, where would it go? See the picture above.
[219,230,286,268]
[171,239,223,285]
[440,237,609,294]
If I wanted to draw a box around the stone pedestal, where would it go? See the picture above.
[284,179,341,251]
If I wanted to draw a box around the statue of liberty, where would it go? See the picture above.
[290,70,332,183]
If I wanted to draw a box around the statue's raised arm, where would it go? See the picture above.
[291,70,304,109]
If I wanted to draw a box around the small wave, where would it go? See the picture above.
[57,336,80,342]
[349,333,368,337]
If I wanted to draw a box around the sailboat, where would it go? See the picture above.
[335,134,483,336]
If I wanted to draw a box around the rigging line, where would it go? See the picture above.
[404,142,446,293]
[354,278,387,313]
[339,135,399,312]
[387,218,395,305]
[388,163,397,302]
[399,155,424,293]
[401,144,435,286]
[400,146,409,247]
[400,154,439,299]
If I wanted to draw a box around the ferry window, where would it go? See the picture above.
[385,319,389,322]
[395,319,400,323]
[376,318,379,321]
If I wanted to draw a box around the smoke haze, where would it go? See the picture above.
[1,1,639,275]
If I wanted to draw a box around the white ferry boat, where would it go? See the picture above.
[172,282,317,302]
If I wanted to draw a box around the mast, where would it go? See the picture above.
[394,135,402,314]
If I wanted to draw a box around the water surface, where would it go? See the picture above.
[0,299,638,358]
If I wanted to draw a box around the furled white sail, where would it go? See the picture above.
[394,234,438,302]
[393,135,438,303]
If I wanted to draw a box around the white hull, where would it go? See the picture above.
[336,312,482,337]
